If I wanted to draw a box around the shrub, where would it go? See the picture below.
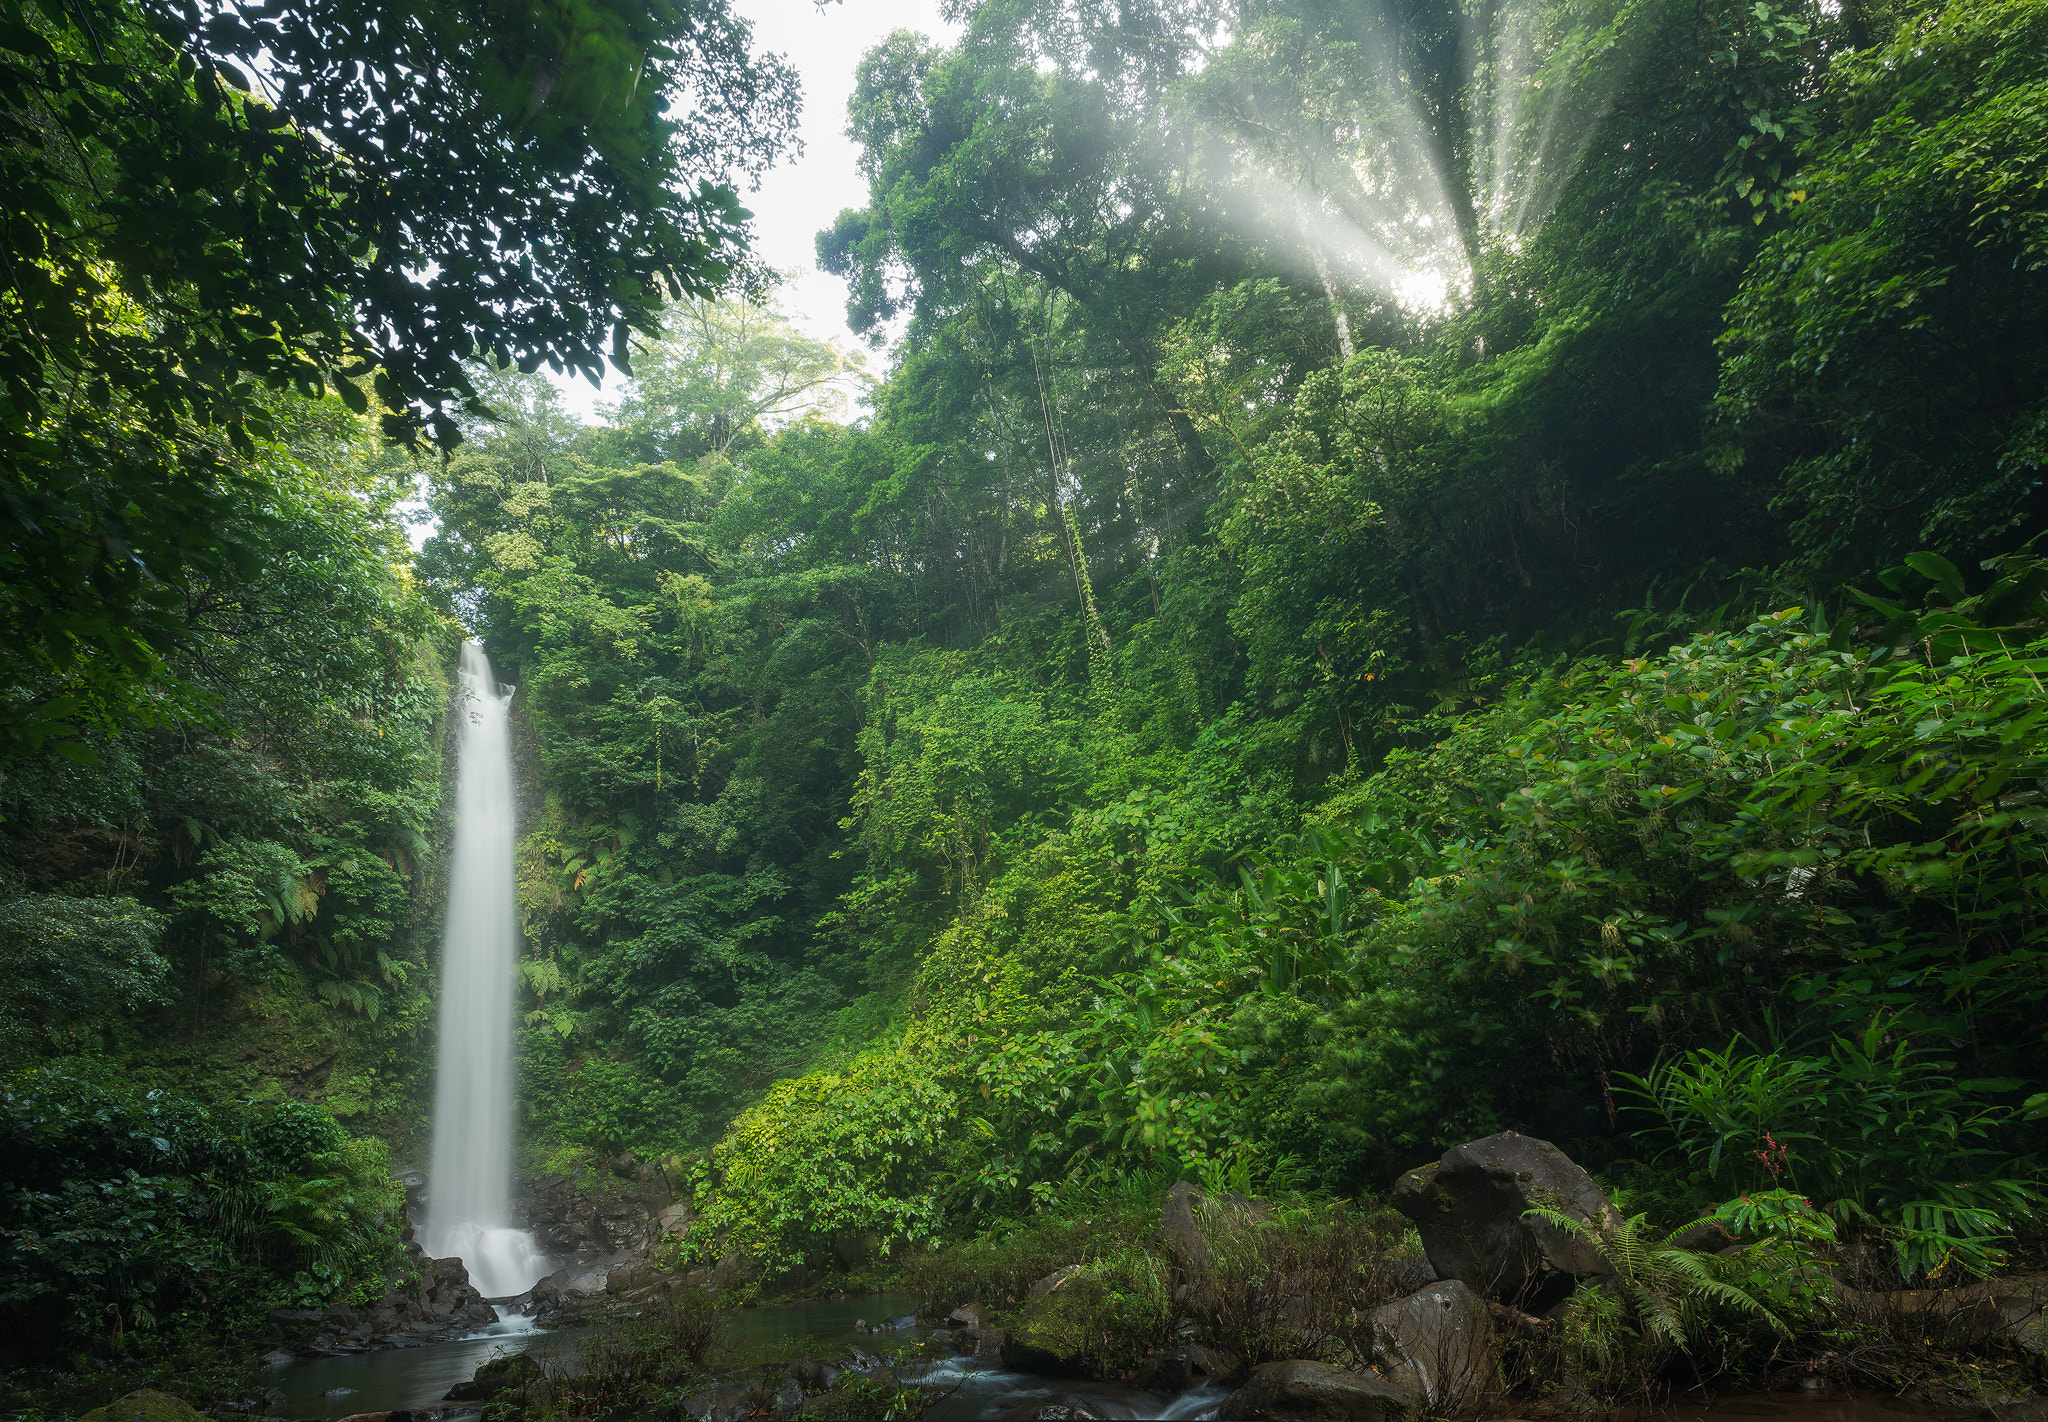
[1623,1023,2045,1280]
[0,1062,402,1358]
[1186,1197,1405,1366]
[1007,1246,1175,1380]
[689,1048,957,1274]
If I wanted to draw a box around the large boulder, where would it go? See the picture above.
[1216,1360,1418,1420]
[1392,1132,1618,1311]
[1365,1280,1494,1409]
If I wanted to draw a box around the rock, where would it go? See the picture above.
[75,1391,211,1422]
[266,1307,324,1334]
[786,1356,843,1392]
[1002,1317,1086,1376]
[1392,1131,1619,1311]
[1366,1279,1494,1409]
[956,1326,1006,1357]
[772,1375,806,1414]
[1184,1342,1240,1377]
[712,1249,760,1291]
[1028,1264,1086,1300]
[1133,1350,1193,1393]
[445,1352,543,1402]
[659,1200,696,1240]
[1159,1180,1270,1276]
[1217,1360,1418,1420]
[949,1300,995,1328]
[873,1312,918,1332]
[837,1346,886,1374]
[1832,1272,2048,1354]
[534,1262,611,1300]
[1391,1254,1438,1294]
[324,1387,356,1397]
[1160,1180,1209,1271]
[259,1349,295,1368]
[996,1398,1114,1421]
[609,1257,660,1294]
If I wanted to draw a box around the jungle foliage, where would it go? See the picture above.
[0,1062,403,1364]
[4,0,2048,1395]
[418,0,2042,1287]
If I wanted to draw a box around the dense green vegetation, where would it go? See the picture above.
[5,0,2048,1407]
[410,0,2048,1290]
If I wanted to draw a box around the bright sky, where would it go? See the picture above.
[549,0,959,417]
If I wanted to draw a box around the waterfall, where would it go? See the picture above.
[420,641,549,1299]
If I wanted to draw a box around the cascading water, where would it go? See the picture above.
[420,641,550,1300]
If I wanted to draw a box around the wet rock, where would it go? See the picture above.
[1392,1131,1619,1311]
[873,1312,917,1332]
[259,1350,295,1368]
[772,1375,806,1415]
[1133,1350,1193,1393]
[1366,1279,1494,1409]
[949,1301,995,1328]
[75,1390,211,1422]
[1216,1360,1419,1420]
[996,1398,1114,1421]
[533,1262,611,1300]
[837,1346,886,1374]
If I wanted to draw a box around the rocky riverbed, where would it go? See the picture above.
[324,1130,2047,1422]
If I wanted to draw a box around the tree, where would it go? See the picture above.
[0,0,798,761]
[605,297,868,460]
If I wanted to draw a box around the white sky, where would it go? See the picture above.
[550,0,959,418]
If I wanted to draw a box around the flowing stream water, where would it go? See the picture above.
[417,641,548,1300]
[269,1292,1957,1422]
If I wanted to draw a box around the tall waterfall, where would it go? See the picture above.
[420,641,548,1299]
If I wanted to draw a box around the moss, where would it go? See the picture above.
[74,1390,209,1422]
[1001,1249,1173,1381]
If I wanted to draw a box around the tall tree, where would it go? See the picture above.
[1,0,798,760]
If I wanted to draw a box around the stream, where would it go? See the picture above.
[270,1294,1968,1422]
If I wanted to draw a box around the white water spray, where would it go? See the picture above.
[420,641,549,1299]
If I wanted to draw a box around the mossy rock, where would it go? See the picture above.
[999,1259,1171,1381]
[447,1350,544,1401]
[75,1390,209,1422]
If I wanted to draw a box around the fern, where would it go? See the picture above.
[1525,1205,1789,1344]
